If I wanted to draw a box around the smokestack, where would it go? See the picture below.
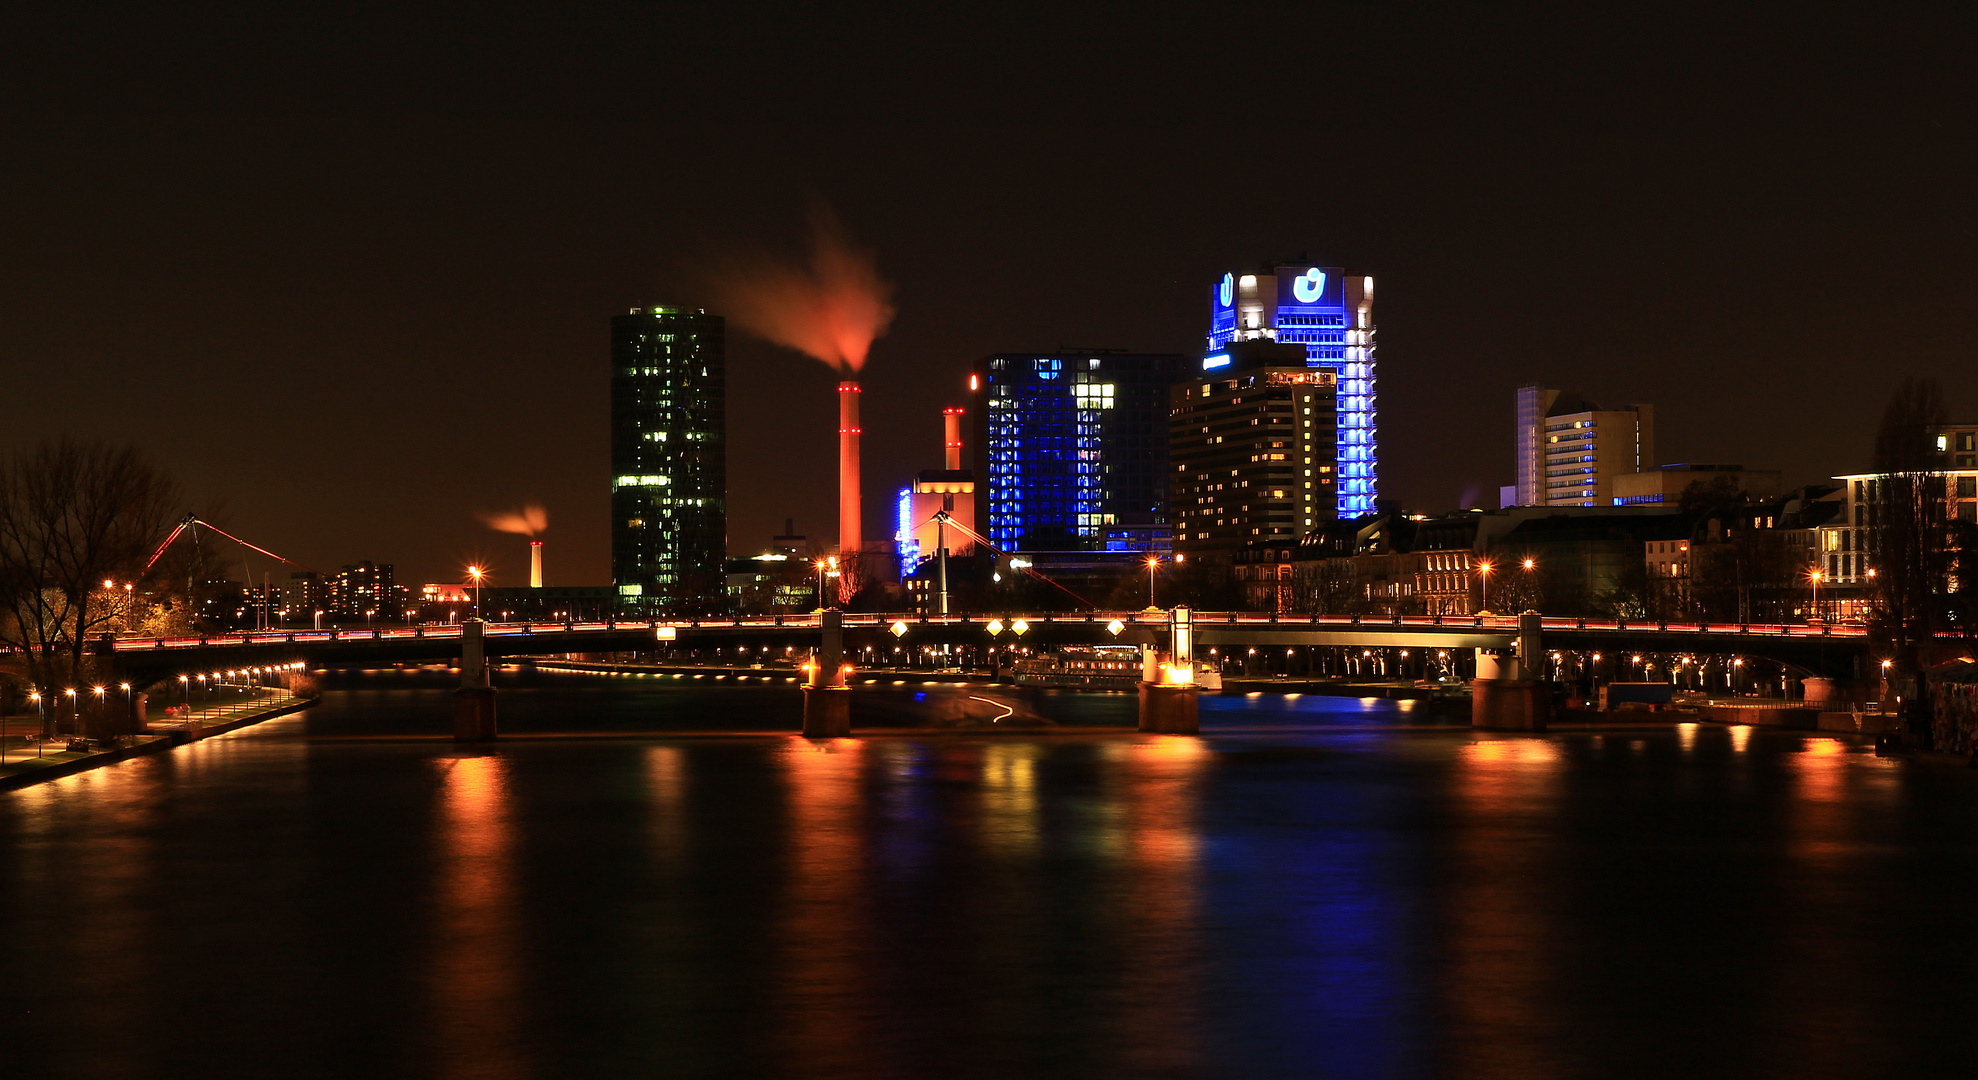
[943,407,964,471]
[838,381,862,565]
[530,540,543,589]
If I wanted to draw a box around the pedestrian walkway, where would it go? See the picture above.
[0,689,303,787]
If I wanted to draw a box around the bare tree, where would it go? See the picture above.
[1869,377,1950,742]
[0,437,181,737]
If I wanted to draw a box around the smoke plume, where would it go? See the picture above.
[710,205,896,372]
[480,503,548,536]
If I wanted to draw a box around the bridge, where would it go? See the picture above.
[82,608,1884,739]
[103,609,1874,684]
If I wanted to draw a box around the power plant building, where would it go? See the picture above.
[972,349,1186,557]
[610,306,727,613]
[1207,263,1378,517]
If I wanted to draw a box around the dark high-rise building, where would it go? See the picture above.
[611,306,726,614]
[1170,340,1338,562]
[971,349,1186,556]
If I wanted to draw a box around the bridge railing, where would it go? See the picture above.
[105,608,1875,652]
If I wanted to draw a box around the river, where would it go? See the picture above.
[2,670,1975,1078]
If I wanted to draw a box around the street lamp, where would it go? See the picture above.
[1806,567,1823,623]
[1477,560,1494,612]
[27,690,44,758]
[1146,555,1161,610]
[467,566,485,619]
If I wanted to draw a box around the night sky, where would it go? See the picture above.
[4,5,1973,587]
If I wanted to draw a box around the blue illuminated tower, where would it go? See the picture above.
[1207,265,1377,516]
[970,350,1185,556]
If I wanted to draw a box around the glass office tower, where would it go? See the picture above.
[1207,264,1377,517]
[610,307,726,614]
[971,349,1185,555]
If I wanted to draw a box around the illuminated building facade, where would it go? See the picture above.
[1823,421,1978,592]
[1207,263,1377,516]
[610,306,726,613]
[1170,341,1338,562]
[895,407,977,572]
[972,350,1185,555]
[329,561,396,618]
[1514,386,1655,507]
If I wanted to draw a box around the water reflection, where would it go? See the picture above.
[3,684,1973,1078]
[431,753,524,1080]
[644,745,687,864]
[1106,737,1207,1074]
[980,742,1041,856]
[1443,736,1567,1077]
[778,738,874,1077]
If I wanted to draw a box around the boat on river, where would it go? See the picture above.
[1011,647,1225,691]
[1011,647,1143,690]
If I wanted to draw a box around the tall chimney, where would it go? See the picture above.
[530,540,543,589]
[838,381,862,568]
[943,406,964,471]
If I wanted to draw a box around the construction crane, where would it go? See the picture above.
[141,514,312,631]
[142,513,310,576]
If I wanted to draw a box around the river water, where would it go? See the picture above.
[3,670,1976,1079]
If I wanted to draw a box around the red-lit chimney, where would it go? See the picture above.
[943,406,964,471]
[530,540,543,589]
[838,381,862,568]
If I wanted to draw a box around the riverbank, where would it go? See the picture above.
[0,691,316,792]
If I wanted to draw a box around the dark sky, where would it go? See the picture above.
[4,4,1974,587]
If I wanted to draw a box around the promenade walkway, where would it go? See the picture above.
[0,688,308,789]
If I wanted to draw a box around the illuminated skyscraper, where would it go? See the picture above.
[1206,264,1377,516]
[610,307,726,613]
[1170,340,1339,561]
[972,349,1185,555]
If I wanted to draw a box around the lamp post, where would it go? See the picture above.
[1146,555,1161,610]
[1477,559,1494,613]
[1806,568,1823,623]
[467,566,485,619]
[1521,557,1536,612]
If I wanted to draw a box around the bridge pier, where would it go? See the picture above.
[1138,606,1199,735]
[802,610,851,738]
[1138,682,1199,734]
[453,619,497,741]
[1473,611,1549,732]
[1472,678,1550,731]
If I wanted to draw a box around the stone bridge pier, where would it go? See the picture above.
[802,610,851,738]
[454,619,497,741]
[1472,610,1549,732]
[1138,606,1200,735]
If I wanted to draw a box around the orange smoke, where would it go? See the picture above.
[711,205,895,373]
[480,504,548,536]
